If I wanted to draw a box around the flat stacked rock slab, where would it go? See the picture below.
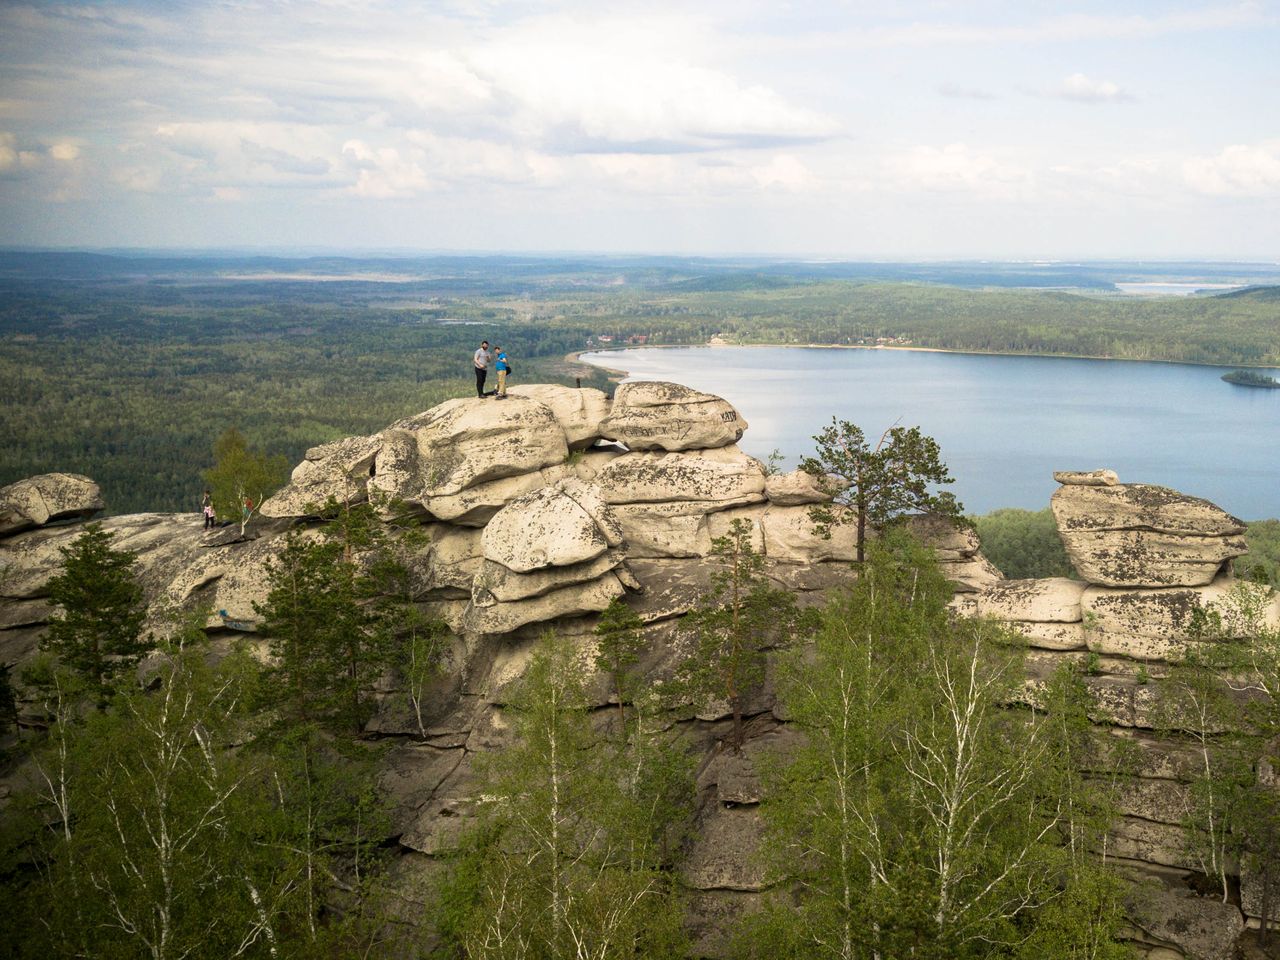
[1051,477,1247,587]
[600,381,746,451]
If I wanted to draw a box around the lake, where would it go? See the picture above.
[580,346,1280,519]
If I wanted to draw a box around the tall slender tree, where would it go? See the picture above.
[438,633,690,959]
[42,522,149,709]
[801,419,962,563]
[679,518,806,753]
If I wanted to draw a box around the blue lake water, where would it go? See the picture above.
[580,346,1280,519]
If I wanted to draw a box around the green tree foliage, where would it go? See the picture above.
[436,633,690,959]
[364,524,451,741]
[1239,518,1280,587]
[6,635,303,960]
[255,501,405,735]
[972,507,1077,580]
[679,518,806,753]
[41,522,149,708]
[594,596,646,736]
[749,535,1132,959]
[801,418,962,563]
[204,427,289,534]
[1168,580,1280,931]
[0,661,17,737]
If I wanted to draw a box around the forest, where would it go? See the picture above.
[2,252,1279,516]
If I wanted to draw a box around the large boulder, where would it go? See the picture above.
[1051,480,1247,587]
[0,473,103,537]
[594,446,766,508]
[386,397,569,501]
[422,466,570,527]
[759,505,858,563]
[261,434,382,518]
[600,381,746,452]
[505,384,609,450]
[481,479,622,574]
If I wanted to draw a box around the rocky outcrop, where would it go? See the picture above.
[0,473,103,537]
[1051,480,1247,587]
[261,435,381,517]
[6,397,1269,960]
[505,384,609,450]
[599,380,746,451]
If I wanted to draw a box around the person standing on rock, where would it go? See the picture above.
[494,345,511,399]
[473,340,492,397]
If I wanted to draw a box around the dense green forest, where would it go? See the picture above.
[1,253,1278,514]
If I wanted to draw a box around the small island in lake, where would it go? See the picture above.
[1222,369,1280,388]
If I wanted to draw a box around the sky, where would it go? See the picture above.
[1,0,1278,258]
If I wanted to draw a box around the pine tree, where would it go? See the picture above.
[801,418,962,563]
[594,596,646,736]
[42,523,149,708]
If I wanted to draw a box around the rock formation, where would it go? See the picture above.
[0,385,1272,959]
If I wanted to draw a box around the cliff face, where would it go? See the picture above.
[0,382,1270,959]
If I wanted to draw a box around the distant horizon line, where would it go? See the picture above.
[1,246,1278,266]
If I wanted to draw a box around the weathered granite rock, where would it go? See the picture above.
[760,505,858,563]
[1126,885,1245,960]
[392,396,569,499]
[566,445,627,481]
[0,473,103,537]
[977,577,1087,622]
[903,513,983,560]
[481,479,622,573]
[261,434,381,517]
[1052,482,1247,587]
[1053,469,1119,486]
[472,550,626,605]
[681,804,767,891]
[462,571,626,634]
[1081,576,1280,662]
[594,445,766,508]
[763,470,832,506]
[938,555,1004,593]
[612,504,706,558]
[505,384,609,449]
[424,467,571,526]
[600,381,746,452]
[1004,620,1088,651]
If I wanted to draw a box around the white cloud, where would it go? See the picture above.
[468,16,840,153]
[887,143,1032,199]
[342,140,432,198]
[1184,141,1280,196]
[1051,73,1135,104]
[49,141,81,161]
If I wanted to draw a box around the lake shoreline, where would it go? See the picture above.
[568,341,1280,380]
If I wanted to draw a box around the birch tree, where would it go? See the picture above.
[441,633,690,960]
[9,635,301,960]
[750,536,1129,960]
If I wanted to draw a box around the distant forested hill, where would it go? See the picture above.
[1,254,1278,514]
